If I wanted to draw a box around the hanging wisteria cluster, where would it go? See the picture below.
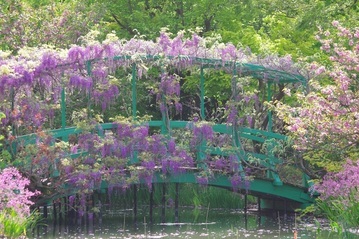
[0,30,303,131]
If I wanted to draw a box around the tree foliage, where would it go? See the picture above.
[0,0,106,52]
[2,0,358,60]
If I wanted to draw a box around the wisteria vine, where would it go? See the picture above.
[0,30,305,206]
[0,30,303,131]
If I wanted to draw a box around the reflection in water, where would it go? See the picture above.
[33,206,335,239]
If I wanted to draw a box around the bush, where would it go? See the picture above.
[0,167,40,238]
[313,160,359,238]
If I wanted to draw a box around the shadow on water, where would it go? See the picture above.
[32,205,340,239]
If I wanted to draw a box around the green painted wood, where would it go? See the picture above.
[200,67,205,120]
[230,67,246,177]
[85,60,92,117]
[97,55,306,84]
[10,87,15,136]
[130,64,139,164]
[132,63,137,120]
[15,121,287,163]
[154,173,313,204]
[16,121,287,163]
[86,172,314,205]
[148,121,164,127]
[267,82,273,132]
[212,124,287,140]
[31,55,305,87]
[61,87,66,129]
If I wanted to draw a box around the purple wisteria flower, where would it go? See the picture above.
[230,174,242,192]
[196,176,208,185]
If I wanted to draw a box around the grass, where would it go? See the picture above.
[0,208,41,239]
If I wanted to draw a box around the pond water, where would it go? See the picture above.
[33,206,339,239]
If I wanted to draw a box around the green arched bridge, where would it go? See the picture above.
[4,55,314,210]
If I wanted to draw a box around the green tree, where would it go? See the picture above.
[0,0,106,52]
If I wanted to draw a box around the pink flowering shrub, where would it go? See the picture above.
[275,21,359,172]
[313,160,359,202]
[0,167,39,217]
[312,160,359,235]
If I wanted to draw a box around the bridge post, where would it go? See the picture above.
[133,184,138,225]
[231,68,246,177]
[43,204,48,218]
[85,60,92,117]
[58,200,63,225]
[9,87,16,159]
[10,87,15,136]
[265,82,284,185]
[131,63,139,164]
[61,86,67,141]
[257,197,261,213]
[266,139,283,186]
[61,73,66,130]
[259,198,302,212]
[200,66,205,120]
[161,184,166,223]
[53,201,57,224]
[302,173,314,188]
[244,194,248,214]
[196,139,207,170]
[150,184,154,224]
[267,82,273,131]
[131,63,137,120]
[175,183,179,223]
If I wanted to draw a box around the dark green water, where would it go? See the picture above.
[34,206,340,239]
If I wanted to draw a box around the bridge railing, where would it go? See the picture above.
[9,119,310,188]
